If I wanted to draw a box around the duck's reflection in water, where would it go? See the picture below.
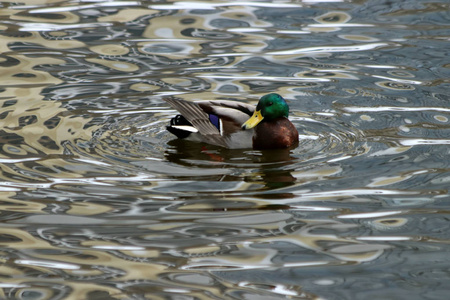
[164,139,298,192]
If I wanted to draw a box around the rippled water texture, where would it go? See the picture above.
[0,0,449,299]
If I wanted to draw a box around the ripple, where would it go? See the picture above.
[1,1,449,299]
[15,259,80,270]
[375,80,417,90]
[268,42,397,56]
[398,138,450,146]
[338,210,405,219]
[314,11,352,24]
[342,106,450,113]
[150,2,301,10]
[89,44,130,56]
[28,1,141,13]
[17,22,113,32]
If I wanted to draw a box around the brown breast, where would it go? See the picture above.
[253,117,299,150]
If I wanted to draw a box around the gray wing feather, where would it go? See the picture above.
[198,100,255,128]
[198,100,255,116]
[163,97,228,147]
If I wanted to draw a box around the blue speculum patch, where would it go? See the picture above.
[208,114,220,131]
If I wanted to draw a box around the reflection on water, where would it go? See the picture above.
[0,0,449,299]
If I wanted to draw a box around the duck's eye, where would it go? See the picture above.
[267,101,273,106]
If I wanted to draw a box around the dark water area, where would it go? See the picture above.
[0,0,449,299]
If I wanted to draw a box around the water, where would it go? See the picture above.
[0,0,449,299]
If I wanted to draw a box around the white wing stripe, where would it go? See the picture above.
[171,125,199,133]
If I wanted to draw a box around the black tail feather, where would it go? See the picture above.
[167,115,193,139]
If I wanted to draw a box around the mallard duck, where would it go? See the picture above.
[164,93,299,150]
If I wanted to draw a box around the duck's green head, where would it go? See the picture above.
[257,93,289,120]
[242,93,289,129]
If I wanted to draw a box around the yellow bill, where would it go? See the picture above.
[242,110,264,130]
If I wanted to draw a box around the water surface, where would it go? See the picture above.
[0,0,449,299]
